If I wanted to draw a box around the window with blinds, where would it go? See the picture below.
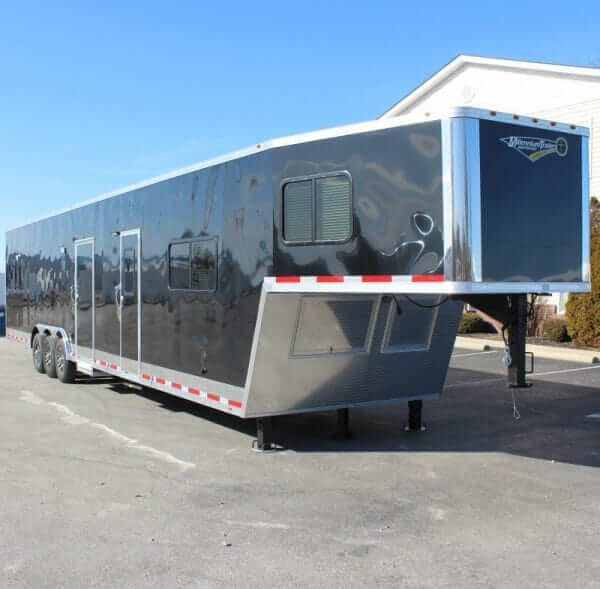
[283,180,313,242]
[169,238,217,291]
[191,241,217,291]
[282,173,352,244]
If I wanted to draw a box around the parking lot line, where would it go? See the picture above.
[445,377,505,389]
[20,390,196,472]
[531,365,600,377]
[452,350,500,358]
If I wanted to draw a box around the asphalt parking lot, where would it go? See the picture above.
[1,337,599,588]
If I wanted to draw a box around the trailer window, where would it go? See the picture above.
[283,180,313,242]
[123,247,136,296]
[7,261,14,289]
[291,295,377,356]
[316,176,352,241]
[191,241,217,291]
[169,239,217,291]
[381,295,440,353]
[282,173,352,244]
[169,243,190,290]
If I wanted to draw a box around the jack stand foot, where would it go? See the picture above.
[333,408,352,440]
[254,417,273,451]
[507,293,530,388]
[404,400,426,432]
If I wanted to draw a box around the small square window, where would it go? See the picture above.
[169,239,218,291]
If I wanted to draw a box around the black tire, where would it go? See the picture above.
[42,334,58,378]
[32,333,45,374]
[55,337,76,384]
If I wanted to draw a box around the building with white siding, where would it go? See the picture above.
[381,55,600,313]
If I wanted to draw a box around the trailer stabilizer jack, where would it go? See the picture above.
[506,294,531,389]
[254,417,274,451]
[405,400,426,432]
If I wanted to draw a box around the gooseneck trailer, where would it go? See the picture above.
[5,107,590,447]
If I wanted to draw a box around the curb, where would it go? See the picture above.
[455,336,600,364]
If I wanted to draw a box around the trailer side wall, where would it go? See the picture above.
[6,151,273,387]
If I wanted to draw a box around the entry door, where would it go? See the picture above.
[119,229,141,374]
[74,238,95,361]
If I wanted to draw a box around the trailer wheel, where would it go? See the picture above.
[32,334,45,374]
[55,337,76,384]
[42,334,58,378]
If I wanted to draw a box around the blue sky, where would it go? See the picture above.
[1,0,599,268]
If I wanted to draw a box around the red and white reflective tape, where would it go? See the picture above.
[92,359,243,412]
[264,274,445,291]
[272,274,444,284]
[5,331,29,345]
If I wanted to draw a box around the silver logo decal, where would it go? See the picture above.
[499,136,568,162]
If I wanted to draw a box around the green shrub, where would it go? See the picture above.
[458,312,496,334]
[541,318,571,343]
[566,198,600,347]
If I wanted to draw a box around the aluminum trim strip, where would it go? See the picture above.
[441,118,454,281]
[263,277,590,294]
[465,118,482,282]
[450,118,468,281]
[581,136,590,283]
[243,281,269,407]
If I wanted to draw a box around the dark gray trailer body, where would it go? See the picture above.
[5,108,590,418]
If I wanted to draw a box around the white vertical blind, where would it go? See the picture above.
[284,180,313,242]
[315,176,351,241]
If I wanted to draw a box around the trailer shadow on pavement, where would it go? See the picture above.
[96,366,600,468]
[105,381,258,437]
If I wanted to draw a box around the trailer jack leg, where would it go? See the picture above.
[405,400,426,432]
[255,417,273,451]
[333,408,352,440]
[506,294,531,389]
[456,293,534,390]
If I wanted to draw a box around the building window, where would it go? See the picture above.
[282,173,352,244]
[169,238,217,291]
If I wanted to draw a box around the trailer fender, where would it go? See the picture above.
[33,324,73,357]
